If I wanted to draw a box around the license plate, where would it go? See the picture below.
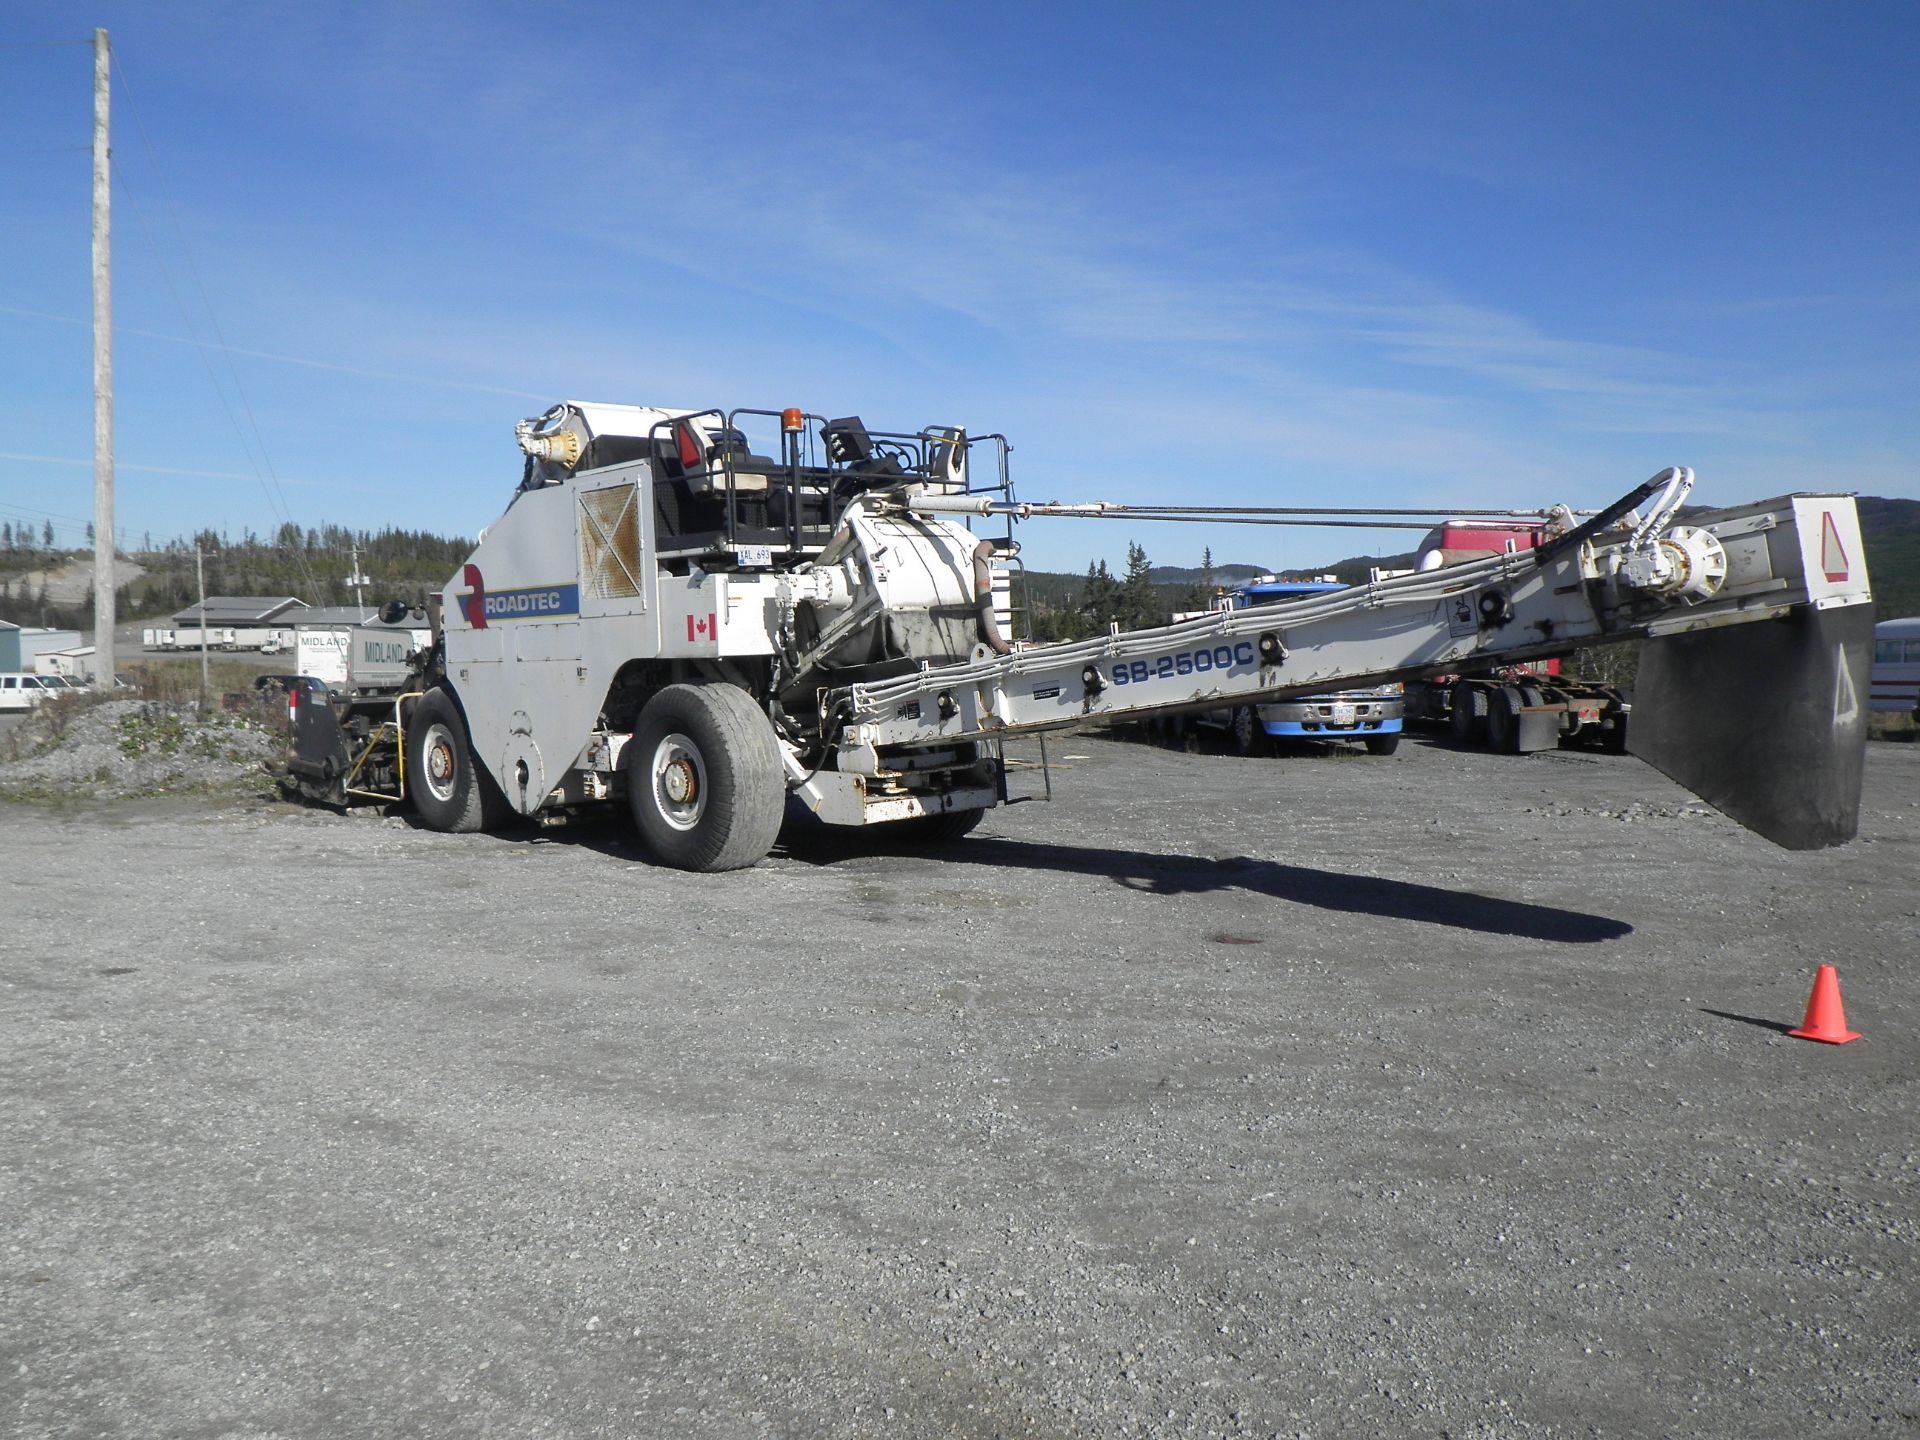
[1331,702,1357,725]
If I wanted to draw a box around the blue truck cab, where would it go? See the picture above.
[1210,578,1405,755]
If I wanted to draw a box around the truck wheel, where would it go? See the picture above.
[1485,686,1524,754]
[408,688,509,833]
[893,808,986,845]
[1449,683,1488,743]
[1364,733,1401,756]
[1231,705,1266,757]
[628,683,785,872]
[1600,711,1630,754]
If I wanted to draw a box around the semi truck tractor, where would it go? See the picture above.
[279,399,1875,868]
[1182,578,1405,755]
[1402,518,1634,753]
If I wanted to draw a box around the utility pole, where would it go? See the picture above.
[345,538,369,612]
[195,544,209,711]
[91,28,116,690]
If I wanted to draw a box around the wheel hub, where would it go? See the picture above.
[649,733,707,831]
[661,757,698,807]
[421,723,459,802]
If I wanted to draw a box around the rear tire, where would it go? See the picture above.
[1231,705,1266,757]
[1486,686,1524,754]
[1449,682,1488,743]
[1364,733,1401,756]
[408,688,510,833]
[1600,708,1630,754]
[628,683,785,872]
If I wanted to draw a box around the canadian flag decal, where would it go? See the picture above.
[686,612,718,643]
[1819,511,1850,583]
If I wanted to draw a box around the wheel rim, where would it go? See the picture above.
[649,731,707,831]
[421,721,460,803]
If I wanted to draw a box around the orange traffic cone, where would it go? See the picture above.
[1787,964,1861,1045]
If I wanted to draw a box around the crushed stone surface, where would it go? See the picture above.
[2,731,1916,1438]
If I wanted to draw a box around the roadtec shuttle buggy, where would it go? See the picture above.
[281,400,1875,869]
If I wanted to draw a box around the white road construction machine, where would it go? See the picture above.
[281,401,1875,869]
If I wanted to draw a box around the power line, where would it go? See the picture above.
[107,47,324,599]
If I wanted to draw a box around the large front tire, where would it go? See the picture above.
[408,688,510,833]
[628,683,785,872]
[1364,733,1401,756]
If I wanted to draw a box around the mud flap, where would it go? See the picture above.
[1630,603,1872,850]
[286,700,351,802]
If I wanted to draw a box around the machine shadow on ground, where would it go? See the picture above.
[438,806,1630,944]
[778,831,1634,944]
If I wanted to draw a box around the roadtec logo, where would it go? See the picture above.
[455,565,580,628]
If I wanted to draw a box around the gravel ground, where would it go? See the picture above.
[0,699,277,800]
[2,731,1916,1439]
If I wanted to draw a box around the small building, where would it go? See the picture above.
[167,596,309,653]
[33,645,97,680]
[287,605,384,628]
[171,596,309,628]
[0,624,83,672]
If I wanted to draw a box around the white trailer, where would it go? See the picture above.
[282,401,1874,868]
[293,627,353,687]
[170,627,236,651]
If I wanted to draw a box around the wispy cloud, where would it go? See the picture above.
[0,451,324,486]
[0,304,553,401]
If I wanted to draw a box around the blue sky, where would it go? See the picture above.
[3,1,1915,576]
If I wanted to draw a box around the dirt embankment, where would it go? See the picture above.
[0,695,277,799]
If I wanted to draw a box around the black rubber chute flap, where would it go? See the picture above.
[1629,602,1873,850]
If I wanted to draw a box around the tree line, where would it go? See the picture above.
[0,523,478,631]
[1020,542,1220,642]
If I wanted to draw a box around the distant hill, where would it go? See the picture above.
[4,495,1912,638]
[1225,497,1920,620]
[1857,497,1920,620]
[1146,562,1270,587]
[0,524,470,632]
[1026,495,1920,634]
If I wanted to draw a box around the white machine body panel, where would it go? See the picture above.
[445,462,673,814]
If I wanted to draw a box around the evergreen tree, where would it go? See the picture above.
[1081,560,1122,628]
[1119,542,1163,629]
[42,519,54,548]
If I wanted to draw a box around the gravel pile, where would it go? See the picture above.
[0,696,278,798]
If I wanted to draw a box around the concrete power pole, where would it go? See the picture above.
[91,28,116,691]
[195,544,209,711]
[346,538,369,612]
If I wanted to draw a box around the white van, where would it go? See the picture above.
[0,672,61,712]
